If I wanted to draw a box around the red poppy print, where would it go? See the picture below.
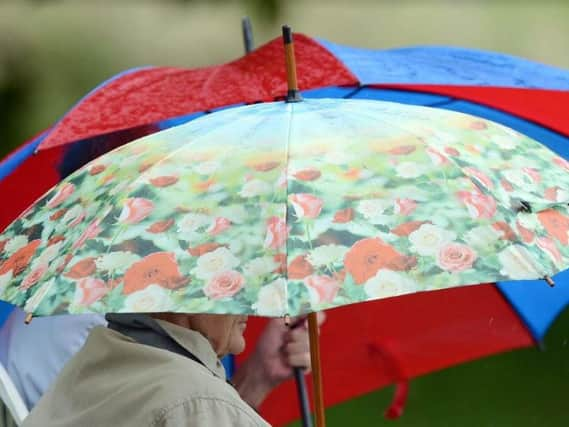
[294,169,321,181]
[251,161,280,172]
[188,243,227,257]
[333,208,354,223]
[538,210,569,245]
[456,190,497,219]
[72,218,103,250]
[46,183,75,209]
[288,255,314,279]
[118,198,154,224]
[65,258,97,279]
[264,216,288,250]
[147,219,175,234]
[20,264,49,290]
[389,145,416,155]
[304,275,341,303]
[208,217,232,236]
[394,198,417,216]
[89,164,106,175]
[75,278,109,306]
[463,167,494,190]
[123,252,189,294]
[150,176,179,188]
[344,237,415,285]
[289,193,324,219]
[391,221,428,237]
[492,222,516,241]
[0,240,41,277]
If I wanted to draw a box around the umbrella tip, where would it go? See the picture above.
[512,199,532,213]
[282,25,292,43]
[544,275,555,287]
[24,313,33,324]
[242,16,254,54]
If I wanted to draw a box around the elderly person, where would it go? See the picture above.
[21,312,318,427]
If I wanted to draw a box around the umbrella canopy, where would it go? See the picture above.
[1,98,567,317]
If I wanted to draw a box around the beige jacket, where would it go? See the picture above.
[22,321,270,427]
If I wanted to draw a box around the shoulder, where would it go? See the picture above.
[150,396,269,427]
[142,356,267,426]
[85,328,255,416]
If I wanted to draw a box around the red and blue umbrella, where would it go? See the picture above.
[1,34,569,425]
[259,40,569,425]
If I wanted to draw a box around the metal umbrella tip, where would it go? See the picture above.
[282,25,293,43]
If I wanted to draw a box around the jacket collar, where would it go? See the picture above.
[156,319,227,380]
[106,314,226,380]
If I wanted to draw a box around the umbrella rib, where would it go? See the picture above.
[89,114,253,298]
[283,103,294,318]
[359,104,553,278]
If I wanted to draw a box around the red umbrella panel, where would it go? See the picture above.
[239,284,533,426]
[0,34,355,232]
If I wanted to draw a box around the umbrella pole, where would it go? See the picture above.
[293,367,313,427]
[308,312,326,427]
[241,16,254,54]
[283,23,313,425]
[289,317,313,427]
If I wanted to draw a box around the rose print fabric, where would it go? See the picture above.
[1,99,568,317]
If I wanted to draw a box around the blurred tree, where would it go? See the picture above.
[244,0,281,22]
[0,39,36,156]
[175,0,281,22]
[1,0,569,159]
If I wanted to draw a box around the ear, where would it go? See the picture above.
[152,312,193,329]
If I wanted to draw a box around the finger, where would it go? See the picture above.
[288,352,311,370]
[288,315,308,330]
[291,313,325,333]
[268,317,290,333]
[288,327,310,344]
[285,339,310,356]
[284,325,322,349]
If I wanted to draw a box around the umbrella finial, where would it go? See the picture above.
[282,25,303,103]
[24,313,33,324]
[544,275,555,287]
[242,16,254,54]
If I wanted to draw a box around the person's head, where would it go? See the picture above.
[153,313,248,357]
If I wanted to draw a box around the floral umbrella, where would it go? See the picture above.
[2,84,569,427]
[1,97,568,319]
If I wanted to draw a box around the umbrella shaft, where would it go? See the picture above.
[308,312,326,427]
[293,367,313,427]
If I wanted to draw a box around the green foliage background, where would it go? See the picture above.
[2,0,569,156]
